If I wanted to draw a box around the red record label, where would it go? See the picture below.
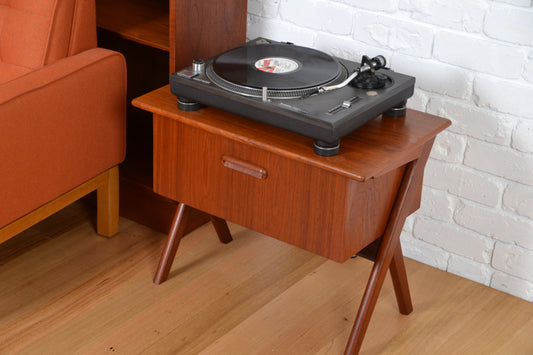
[254,57,299,74]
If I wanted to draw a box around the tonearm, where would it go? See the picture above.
[301,55,386,99]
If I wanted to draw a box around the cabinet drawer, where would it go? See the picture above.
[153,114,403,262]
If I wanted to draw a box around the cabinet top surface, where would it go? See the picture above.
[133,85,450,182]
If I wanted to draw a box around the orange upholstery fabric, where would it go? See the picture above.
[0,0,96,83]
[0,0,126,228]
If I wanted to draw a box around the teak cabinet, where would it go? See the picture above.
[95,0,248,232]
[132,86,451,354]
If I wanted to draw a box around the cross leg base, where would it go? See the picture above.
[345,159,419,355]
[153,203,233,284]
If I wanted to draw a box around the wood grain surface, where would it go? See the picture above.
[1,202,532,354]
[132,86,451,182]
[132,86,450,263]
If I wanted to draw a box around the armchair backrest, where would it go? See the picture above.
[0,0,97,80]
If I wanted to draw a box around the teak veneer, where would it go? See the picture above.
[95,0,247,234]
[132,85,450,354]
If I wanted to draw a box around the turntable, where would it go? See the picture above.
[170,38,415,156]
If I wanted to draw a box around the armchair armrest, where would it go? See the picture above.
[0,48,127,227]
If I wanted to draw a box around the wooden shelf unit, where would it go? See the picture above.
[96,0,170,51]
[94,0,248,233]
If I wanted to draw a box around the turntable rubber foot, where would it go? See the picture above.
[178,97,203,111]
[314,140,340,156]
[384,100,407,117]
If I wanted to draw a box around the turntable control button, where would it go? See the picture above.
[366,90,379,97]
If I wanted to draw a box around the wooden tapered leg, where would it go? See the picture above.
[153,203,192,284]
[97,166,120,237]
[210,215,233,244]
[344,159,419,355]
[153,205,234,285]
[356,239,413,315]
[389,243,413,315]
[0,166,120,244]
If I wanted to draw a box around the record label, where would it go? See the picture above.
[210,42,344,90]
[254,57,300,74]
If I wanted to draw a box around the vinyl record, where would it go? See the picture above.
[211,43,342,90]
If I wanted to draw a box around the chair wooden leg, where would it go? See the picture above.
[210,215,233,244]
[1,167,120,244]
[96,166,120,237]
[344,159,419,355]
[153,203,192,284]
[389,243,413,315]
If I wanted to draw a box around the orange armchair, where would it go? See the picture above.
[0,0,127,242]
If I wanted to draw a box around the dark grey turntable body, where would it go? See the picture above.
[170,38,415,156]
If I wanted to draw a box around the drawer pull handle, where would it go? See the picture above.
[221,155,268,180]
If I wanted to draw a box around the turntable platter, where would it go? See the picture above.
[211,43,343,90]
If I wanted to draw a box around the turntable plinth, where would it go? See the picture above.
[132,85,450,355]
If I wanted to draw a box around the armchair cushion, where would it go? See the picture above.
[0,48,126,227]
[0,62,31,83]
[0,0,97,82]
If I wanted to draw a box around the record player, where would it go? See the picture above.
[170,38,415,156]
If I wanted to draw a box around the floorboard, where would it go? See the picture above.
[1,202,532,354]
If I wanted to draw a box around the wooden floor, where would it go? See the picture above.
[1,202,532,355]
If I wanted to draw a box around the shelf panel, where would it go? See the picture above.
[96,0,169,51]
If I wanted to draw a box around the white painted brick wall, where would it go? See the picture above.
[391,55,473,99]
[434,31,525,79]
[503,183,533,220]
[336,0,399,13]
[248,0,280,18]
[484,4,533,46]
[474,75,533,119]
[401,232,449,270]
[424,159,504,207]
[492,243,533,282]
[524,51,533,82]
[494,0,532,7]
[447,254,493,285]
[418,186,456,222]
[353,12,434,57]
[492,271,533,301]
[427,98,515,146]
[247,0,533,302]
[400,0,488,33]
[454,200,533,250]
[464,140,533,185]
[413,217,494,263]
[430,131,467,163]
[512,120,533,153]
[280,0,354,35]
[315,32,394,62]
